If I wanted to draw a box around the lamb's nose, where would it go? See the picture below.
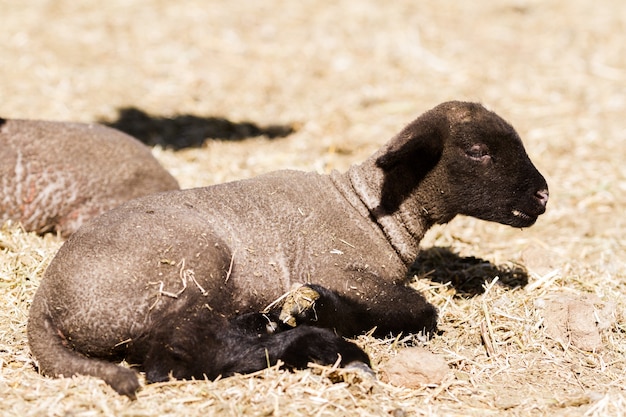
[535,189,549,208]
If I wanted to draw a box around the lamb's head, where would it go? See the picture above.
[374,101,548,228]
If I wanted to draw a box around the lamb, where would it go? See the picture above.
[27,101,548,398]
[0,118,179,237]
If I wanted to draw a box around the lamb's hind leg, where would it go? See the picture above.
[27,294,140,399]
[142,313,370,383]
[277,283,438,338]
[267,325,371,371]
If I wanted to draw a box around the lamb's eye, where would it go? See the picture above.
[466,144,491,162]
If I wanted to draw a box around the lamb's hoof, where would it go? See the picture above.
[106,367,141,400]
[345,361,376,378]
[279,285,320,327]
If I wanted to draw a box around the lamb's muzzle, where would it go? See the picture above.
[535,189,550,210]
[27,101,548,398]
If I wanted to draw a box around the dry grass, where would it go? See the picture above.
[1,0,625,415]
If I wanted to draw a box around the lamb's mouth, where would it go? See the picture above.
[510,209,537,227]
[512,209,533,221]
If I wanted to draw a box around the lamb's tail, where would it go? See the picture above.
[27,292,140,399]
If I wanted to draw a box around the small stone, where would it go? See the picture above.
[379,347,450,388]
[538,294,610,352]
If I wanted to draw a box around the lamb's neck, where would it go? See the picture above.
[330,165,430,265]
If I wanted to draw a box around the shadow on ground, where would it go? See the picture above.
[100,107,296,150]
[409,247,528,297]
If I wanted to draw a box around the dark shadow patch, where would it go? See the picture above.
[100,107,296,150]
[409,247,528,297]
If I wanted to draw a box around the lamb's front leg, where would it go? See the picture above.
[277,283,438,338]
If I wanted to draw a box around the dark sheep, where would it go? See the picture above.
[0,119,180,237]
[27,101,548,398]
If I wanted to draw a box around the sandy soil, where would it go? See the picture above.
[1,0,625,416]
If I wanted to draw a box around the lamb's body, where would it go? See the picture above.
[0,119,179,236]
[28,102,549,398]
[34,169,417,348]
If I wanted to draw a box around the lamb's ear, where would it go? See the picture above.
[375,109,448,170]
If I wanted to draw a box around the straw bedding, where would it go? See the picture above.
[1,0,625,415]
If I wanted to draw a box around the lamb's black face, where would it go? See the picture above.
[441,112,548,228]
[374,101,548,228]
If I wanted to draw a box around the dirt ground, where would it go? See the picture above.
[1,0,625,416]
